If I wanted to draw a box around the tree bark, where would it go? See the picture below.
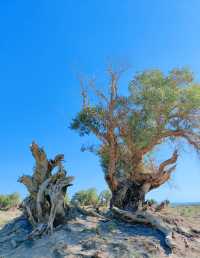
[18,142,74,235]
[110,181,150,211]
[111,207,175,250]
[110,150,178,211]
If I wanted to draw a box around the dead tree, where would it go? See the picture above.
[18,142,74,235]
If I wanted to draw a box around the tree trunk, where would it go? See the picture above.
[110,150,178,212]
[110,181,149,211]
[18,142,74,236]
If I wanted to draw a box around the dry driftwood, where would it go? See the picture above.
[18,142,74,236]
[111,207,175,250]
[75,205,109,221]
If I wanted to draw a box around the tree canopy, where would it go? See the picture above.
[71,67,200,211]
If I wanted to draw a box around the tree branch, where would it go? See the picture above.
[149,150,178,190]
[158,150,178,173]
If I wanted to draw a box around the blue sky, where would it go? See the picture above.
[0,0,200,202]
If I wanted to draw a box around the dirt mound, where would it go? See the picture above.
[0,208,200,258]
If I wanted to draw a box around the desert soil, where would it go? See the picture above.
[0,206,200,258]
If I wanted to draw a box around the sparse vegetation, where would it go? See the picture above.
[71,188,112,208]
[146,198,157,206]
[172,205,200,218]
[0,192,21,210]
[71,188,99,206]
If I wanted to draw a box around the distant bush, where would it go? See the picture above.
[164,199,170,206]
[0,192,21,210]
[71,188,112,208]
[147,198,157,206]
[71,188,99,206]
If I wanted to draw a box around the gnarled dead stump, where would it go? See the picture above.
[18,142,74,236]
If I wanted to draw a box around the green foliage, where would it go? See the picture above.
[0,192,21,210]
[129,69,200,149]
[71,188,99,206]
[147,198,157,206]
[71,188,112,207]
[70,106,106,137]
[72,68,200,183]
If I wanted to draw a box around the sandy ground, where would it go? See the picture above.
[0,209,21,228]
[0,206,200,258]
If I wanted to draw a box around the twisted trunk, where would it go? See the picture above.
[18,142,74,235]
[110,150,178,211]
[111,181,150,211]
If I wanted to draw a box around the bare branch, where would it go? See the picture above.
[107,63,129,102]
[88,77,109,104]
[158,149,178,173]
[148,150,178,190]
[77,75,90,108]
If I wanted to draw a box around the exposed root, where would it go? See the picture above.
[76,206,109,221]
[28,223,47,239]
[111,207,175,250]
[28,222,56,239]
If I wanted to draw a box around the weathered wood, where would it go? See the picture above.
[109,150,179,211]
[112,207,175,250]
[18,142,74,235]
[76,205,109,220]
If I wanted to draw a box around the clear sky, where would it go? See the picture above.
[0,0,200,202]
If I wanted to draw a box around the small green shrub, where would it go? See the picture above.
[147,198,157,205]
[71,188,98,206]
[0,192,21,210]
